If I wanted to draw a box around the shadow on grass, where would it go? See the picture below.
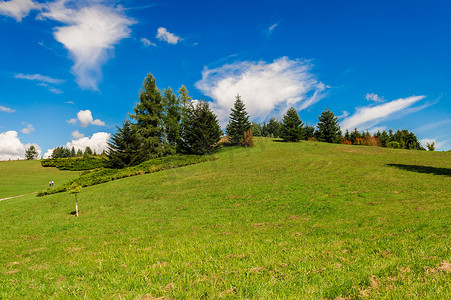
[386,164,451,177]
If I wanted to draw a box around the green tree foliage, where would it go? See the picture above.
[25,145,39,160]
[76,149,83,157]
[315,108,342,143]
[177,85,192,108]
[179,101,222,155]
[107,120,140,168]
[162,87,182,153]
[129,73,167,163]
[262,117,281,138]
[84,146,93,156]
[70,147,76,157]
[226,94,251,145]
[392,129,423,150]
[251,122,262,137]
[52,147,71,158]
[281,107,303,142]
[427,142,436,151]
[304,125,315,140]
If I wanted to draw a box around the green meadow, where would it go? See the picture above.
[0,160,80,199]
[0,138,450,299]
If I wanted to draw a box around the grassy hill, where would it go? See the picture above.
[0,138,450,299]
[0,160,80,199]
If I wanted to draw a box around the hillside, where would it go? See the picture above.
[0,138,450,299]
[0,160,80,199]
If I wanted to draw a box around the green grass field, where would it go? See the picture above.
[0,160,80,199]
[0,138,450,299]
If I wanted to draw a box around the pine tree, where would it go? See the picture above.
[179,101,222,155]
[251,122,262,137]
[84,146,93,157]
[107,120,140,168]
[25,145,39,160]
[304,125,315,140]
[315,108,342,143]
[226,94,251,145]
[71,147,76,157]
[162,87,182,153]
[263,117,282,138]
[129,73,167,163]
[281,107,303,142]
[76,149,83,157]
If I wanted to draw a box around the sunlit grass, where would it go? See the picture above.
[0,138,449,298]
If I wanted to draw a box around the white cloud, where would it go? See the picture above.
[367,126,386,135]
[140,37,155,47]
[0,105,15,113]
[0,0,38,21]
[341,95,426,131]
[264,22,279,37]
[65,132,110,154]
[43,148,54,159]
[67,109,105,127]
[156,27,181,44]
[21,124,35,134]
[72,130,84,139]
[39,1,135,90]
[336,111,349,119]
[195,57,326,125]
[366,93,385,103]
[0,130,41,160]
[14,73,64,84]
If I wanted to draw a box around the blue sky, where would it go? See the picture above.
[0,0,450,159]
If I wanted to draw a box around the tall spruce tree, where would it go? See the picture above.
[281,107,303,142]
[107,120,140,168]
[179,101,222,155]
[226,94,251,145]
[129,73,167,163]
[315,108,342,143]
[162,87,182,153]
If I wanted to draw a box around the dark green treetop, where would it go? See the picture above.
[281,107,304,142]
[226,94,251,145]
[315,108,342,143]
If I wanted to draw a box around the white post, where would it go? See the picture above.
[75,195,79,217]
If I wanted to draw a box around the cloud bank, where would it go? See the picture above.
[39,1,135,90]
[156,27,181,44]
[0,0,38,21]
[195,57,326,125]
[68,110,105,127]
[0,130,41,160]
[341,95,426,131]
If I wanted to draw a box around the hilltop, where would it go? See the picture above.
[0,138,450,299]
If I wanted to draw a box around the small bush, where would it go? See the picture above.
[342,139,353,145]
[240,129,254,147]
[387,141,401,149]
[308,137,318,142]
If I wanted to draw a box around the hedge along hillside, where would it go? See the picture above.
[37,154,216,196]
[41,156,109,171]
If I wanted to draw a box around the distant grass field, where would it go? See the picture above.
[0,160,80,199]
[0,138,450,299]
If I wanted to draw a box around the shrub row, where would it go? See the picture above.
[37,154,216,197]
[41,156,109,170]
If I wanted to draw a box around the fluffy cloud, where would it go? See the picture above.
[366,93,385,103]
[21,124,35,134]
[156,27,181,44]
[0,0,38,21]
[14,73,64,84]
[341,95,426,131]
[0,105,15,113]
[65,132,110,154]
[140,37,155,47]
[0,130,41,160]
[39,1,134,90]
[71,130,84,139]
[68,110,105,127]
[195,57,326,125]
[419,138,449,151]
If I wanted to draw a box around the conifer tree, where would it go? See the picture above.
[226,94,251,145]
[25,145,38,160]
[129,73,166,163]
[281,107,303,142]
[76,149,83,157]
[315,108,342,143]
[107,120,140,168]
[263,117,282,138]
[162,87,182,153]
[304,125,315,140]
[179,101,222,155]
[71,147,76,157]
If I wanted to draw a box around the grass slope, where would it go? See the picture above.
[0,138,450,299]
[0,160,80,199]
